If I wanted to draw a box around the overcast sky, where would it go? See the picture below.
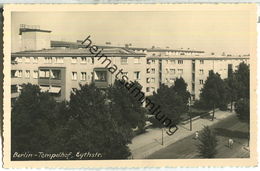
[11,10,255,55]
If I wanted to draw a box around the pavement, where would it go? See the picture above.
[128,109,236,159]
[147,114,249,159]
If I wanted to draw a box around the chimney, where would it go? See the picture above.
[19,24,51,51]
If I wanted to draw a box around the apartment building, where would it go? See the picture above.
[11,25,146,103]
[11,25,250,104]
[145,53,249,99]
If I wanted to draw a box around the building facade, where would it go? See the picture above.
[11,25,250,104]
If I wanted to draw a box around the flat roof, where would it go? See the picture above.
[147,56,250,60]
[51,40,204,53]
[11,48,146,57]
[147,49,205,53]
[19,28,52,35]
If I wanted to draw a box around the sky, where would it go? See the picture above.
[11,10,255,55]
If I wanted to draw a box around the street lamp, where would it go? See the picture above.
[188,97,192,131]
[161,128,164,146]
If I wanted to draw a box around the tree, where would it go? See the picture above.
[235,62,249,99]
[55,83,131,159]
[200,71,228,121]
[235,98,249,122]
[173,77,190,105]
[150,84,188,127]
[197,126,218,158]
[11,83,57,157]
[224,71,238,112]
[235,98,250,146]
[107,79,146,135]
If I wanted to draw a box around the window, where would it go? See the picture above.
[151,68,155,74]
[147,59,155,64]
[25,70,30,78]
[170,69,175,74]
[199,79,204,85]
[199,69,204,75]
[169,78,175,83]
[55,57,64,64]
[122,72,128,76]
[178,60,183,64]
[81,57,87,64]
[151,87,155,92]
[134,71,140,80]
[165,68,169,74]
[89,72,94,80]
[33,57,38,64]
[72,72,77,80]
[53,57,57,63]
[71,57,77,64]
[178,69,183,74]
[170,60,175,64]
[16,57,22,63]
[134,57,141,64]
[39,69,50,78]
[17,70,22,78]
[81,72,87,81]
[25,57,30,63]
[91,57,94,64]
[11,70,17,78]
[94,71,107,82]
[44,57,52,64]
[146,77,155,83]
[200,60,204,64]
[11,85,18,93]
[146,87,150,92]
[33,71,38,79]
[121,57,128,64]
[146,68,150,73]
[51,70,61,80]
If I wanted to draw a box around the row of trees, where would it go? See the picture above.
[12,80,146,159]
[197,62,250,158]
[197,62,250,122]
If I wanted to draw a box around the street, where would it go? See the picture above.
[147,114,249,159]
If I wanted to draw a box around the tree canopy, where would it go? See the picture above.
[235,62,250,99]
[11,84,57,155]
[150,78,190,127]
[11,83,138,160]
[107,79,146,135]
[197,126,218,158]
[200,70,228,109]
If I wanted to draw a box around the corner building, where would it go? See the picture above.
[11,25,249,104]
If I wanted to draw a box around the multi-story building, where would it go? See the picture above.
[11,25,250,104]
[145,52,249,99]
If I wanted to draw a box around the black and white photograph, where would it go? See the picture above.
[2,4,257,168]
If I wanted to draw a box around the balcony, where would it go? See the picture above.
[93,68,110,88]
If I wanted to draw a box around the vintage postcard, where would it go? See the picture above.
[2,4,258,168]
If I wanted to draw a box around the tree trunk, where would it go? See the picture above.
[161,128,164,146]
[230,100,233,112]
[212,104,215,121]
